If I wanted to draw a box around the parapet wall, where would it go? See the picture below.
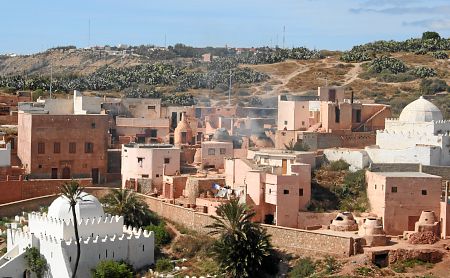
[137,193,353,256]
[0,178,92,204]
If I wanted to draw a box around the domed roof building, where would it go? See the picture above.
[365,96,450,165]
[212,128,232,142]
[48,193,104,222]
[1,193,154,277]
[398,96,443,123]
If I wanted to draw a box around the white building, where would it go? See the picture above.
[0,193,154,277]
[366,96,450,165]
[324,97,450,169]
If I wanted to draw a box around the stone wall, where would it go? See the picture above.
[421,165,450,180]
[138,194,353,256]
[297,211,337,229]
[263,224,354,257]
[369,163,420,172]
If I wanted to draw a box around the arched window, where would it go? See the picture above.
[142,245,145,252]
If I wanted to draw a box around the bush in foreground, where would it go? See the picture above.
[91,260,133,278]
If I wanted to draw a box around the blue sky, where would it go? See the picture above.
[1,0,449,54]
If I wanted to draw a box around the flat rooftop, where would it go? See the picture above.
[124,143,176,149]
[373,172,441,178]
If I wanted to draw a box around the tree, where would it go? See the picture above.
[101,188,158,227]
[60,180,85,278]
[24,247,48,278]
[422,31,441,41]
[91,260,133,278]
[207,199,278,278]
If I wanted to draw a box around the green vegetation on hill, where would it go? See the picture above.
[340,31,450,62]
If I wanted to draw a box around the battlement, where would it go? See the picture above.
[62,228,153,247]
[28,212,123,228]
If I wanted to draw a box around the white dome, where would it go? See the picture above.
[48,193,105,222]
[399,96,443,123]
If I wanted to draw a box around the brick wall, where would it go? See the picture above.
[370,163,420,172]
[0,178,92,204]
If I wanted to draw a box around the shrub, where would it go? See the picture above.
[355,266,373,276]
[420,79,449,94]
[24,247,48,278]
[431,51,448,59]
[412,67,437,78]
[91,260,133,278]
[172,235,208,258]
[155,258,174,273]
[145,222,172,246]
[328,159,350,171]
[323,255,340,274]
[369,56,407,74]
[289,257,316,277]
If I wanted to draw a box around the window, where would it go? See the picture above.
[148,105,156,110]
[283,189,289,195]
[391,186,397,193]
[164,158,170,164]
[53,142,61,154]
[142,174,149,178]
[149,129,157,137]
[129,105,136,109]
[91,122,96,128]
[38,164,42,168]
[156,174,160,177]
[302,121,305,126]
[208,148,215,155]
[220,148,226,155]
[85,142,94,153]
[69,142,76,154]
[335,107,340,123]
[374,184,377,190]
[299,188,304,196]
[355,110,362,123]
[422,190,428,195]
[284,120,288,125]
[38,142,45,154]
[137,157,144,167]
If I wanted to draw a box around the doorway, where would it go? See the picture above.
[282,159,287,175]
[62,167,71,179]
[408,216,420,231]
[92,168,99,184]
[51,168,58,179]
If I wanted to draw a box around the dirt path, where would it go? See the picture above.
[342,62,362,86]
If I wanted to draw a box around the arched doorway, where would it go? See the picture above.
[62,167,71,179]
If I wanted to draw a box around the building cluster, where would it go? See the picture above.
[1,85,450,276]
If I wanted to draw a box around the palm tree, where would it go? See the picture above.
[207,199,277,278]
[101,189,157,227]
[60,180,85,278]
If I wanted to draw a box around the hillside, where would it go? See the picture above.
[1,34,449,111]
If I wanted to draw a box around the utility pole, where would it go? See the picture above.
[228,69,232,106]
[49,63,53,99]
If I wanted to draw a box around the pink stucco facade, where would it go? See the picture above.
[366,171,442,235]
[121,143,180,190]
[200,141,233,169]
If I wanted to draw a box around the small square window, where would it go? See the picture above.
[53,142,61,154]
[284,121,288,125]
[283,189,289,195]
[299,188,304,196]
[142,174,149,178]
[148,105,156,110]
[156,174,160,178]
[38,142,45,154]
[208,148,215,155]
[137,157,144,167]
[391,186,397,193]
[374,184,377,190]
[38,164,42,169]
[85,142,94,153]
[220,148,226,155]
[164,158,170,164]
[69,142,76,154]
[91,122,96,128]
[421,190,427,195]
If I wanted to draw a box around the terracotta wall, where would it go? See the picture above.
[0,178,92,204]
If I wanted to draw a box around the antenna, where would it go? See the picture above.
[228,69,232,106]
[283,26,286,49]
[88,18,91,47]
[276,34,279,48]
[164,34,167,48]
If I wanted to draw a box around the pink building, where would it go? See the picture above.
[366,171,442,235]
[225,158,311,228]
[121,143,180,192]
